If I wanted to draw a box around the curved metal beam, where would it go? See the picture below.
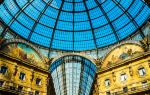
[48,1,65,58]
[28,0,53,40]
[83,0,98,49]
[95,0,120,41]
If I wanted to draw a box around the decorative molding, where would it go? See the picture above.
[129,66,133,76]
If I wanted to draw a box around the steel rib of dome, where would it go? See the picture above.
[0,0,150,51]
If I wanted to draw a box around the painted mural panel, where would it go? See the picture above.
[1,43,45,68]
[102,44,144,68]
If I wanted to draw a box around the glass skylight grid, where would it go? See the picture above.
[0,0,150,51]
[50,55,97,95]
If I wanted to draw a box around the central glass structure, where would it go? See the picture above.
[50,55,97,95]
[0,0,150,51]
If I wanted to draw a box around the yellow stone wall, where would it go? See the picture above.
[0,56,49,95]
[94,57,150,95]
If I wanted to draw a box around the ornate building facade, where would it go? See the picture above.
[0,0,150,95]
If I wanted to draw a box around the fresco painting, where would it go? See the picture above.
[102,44,144,68]
[1,43,44,66]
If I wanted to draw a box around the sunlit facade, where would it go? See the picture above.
[0,0,150,95]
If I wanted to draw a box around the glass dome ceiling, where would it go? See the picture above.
[0,0,150,51]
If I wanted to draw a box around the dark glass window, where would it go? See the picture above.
[106,91,111,95]
[123,87,128,93]
[0,81,4,87]
[138,67,146,76]
[19,72,25,80]
[105,79,110,87]
[18,86,23,92]
[36,78,41,85]
[29,92,33,95]
[0,66,7,75]
[120,73,127,82]
[35,91,39,95]
[131,87,136,91]
[142,81,148,88]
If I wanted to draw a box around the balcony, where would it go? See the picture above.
[0,81,33,95]
[112,83,150,95]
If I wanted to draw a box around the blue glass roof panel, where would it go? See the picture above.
[117,22,136,40]
[59,11,73,21]
[50,0,62,9]
[34,24,53,38]
[10,21,30,38]
[24,5,40,19]
[89,7,103,19]
[91,16,108,28]
[52,39,73,50]
[30,33,51,47]
[74,21,91,31]
[75,3,86,11]
[85,0,97,10]
[74,31,93,41]
[101,0,116,13]
[74,12,88,22]
[94,25,113,38]
[39,15,56,27]
[0,5,13,24]
[57,21,73,30]
[128,0,144,18]
[112,14,130,31]
[96,33,117,48]
[17,12,35,29]
[74,40,95,51]
[54,30,73,41]
[16,0,28,8]
[31,0,46,12]
[5,0,19,16]
[44,6,59,18]
[107,6,123,21]
[120,0,132,9]
[62,2,73,11]
[135,6,150,26]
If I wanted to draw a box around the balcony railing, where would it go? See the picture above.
[0,81,33,95]
[112,83,150,95]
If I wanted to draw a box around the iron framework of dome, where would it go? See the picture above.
[0,0,150,51]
